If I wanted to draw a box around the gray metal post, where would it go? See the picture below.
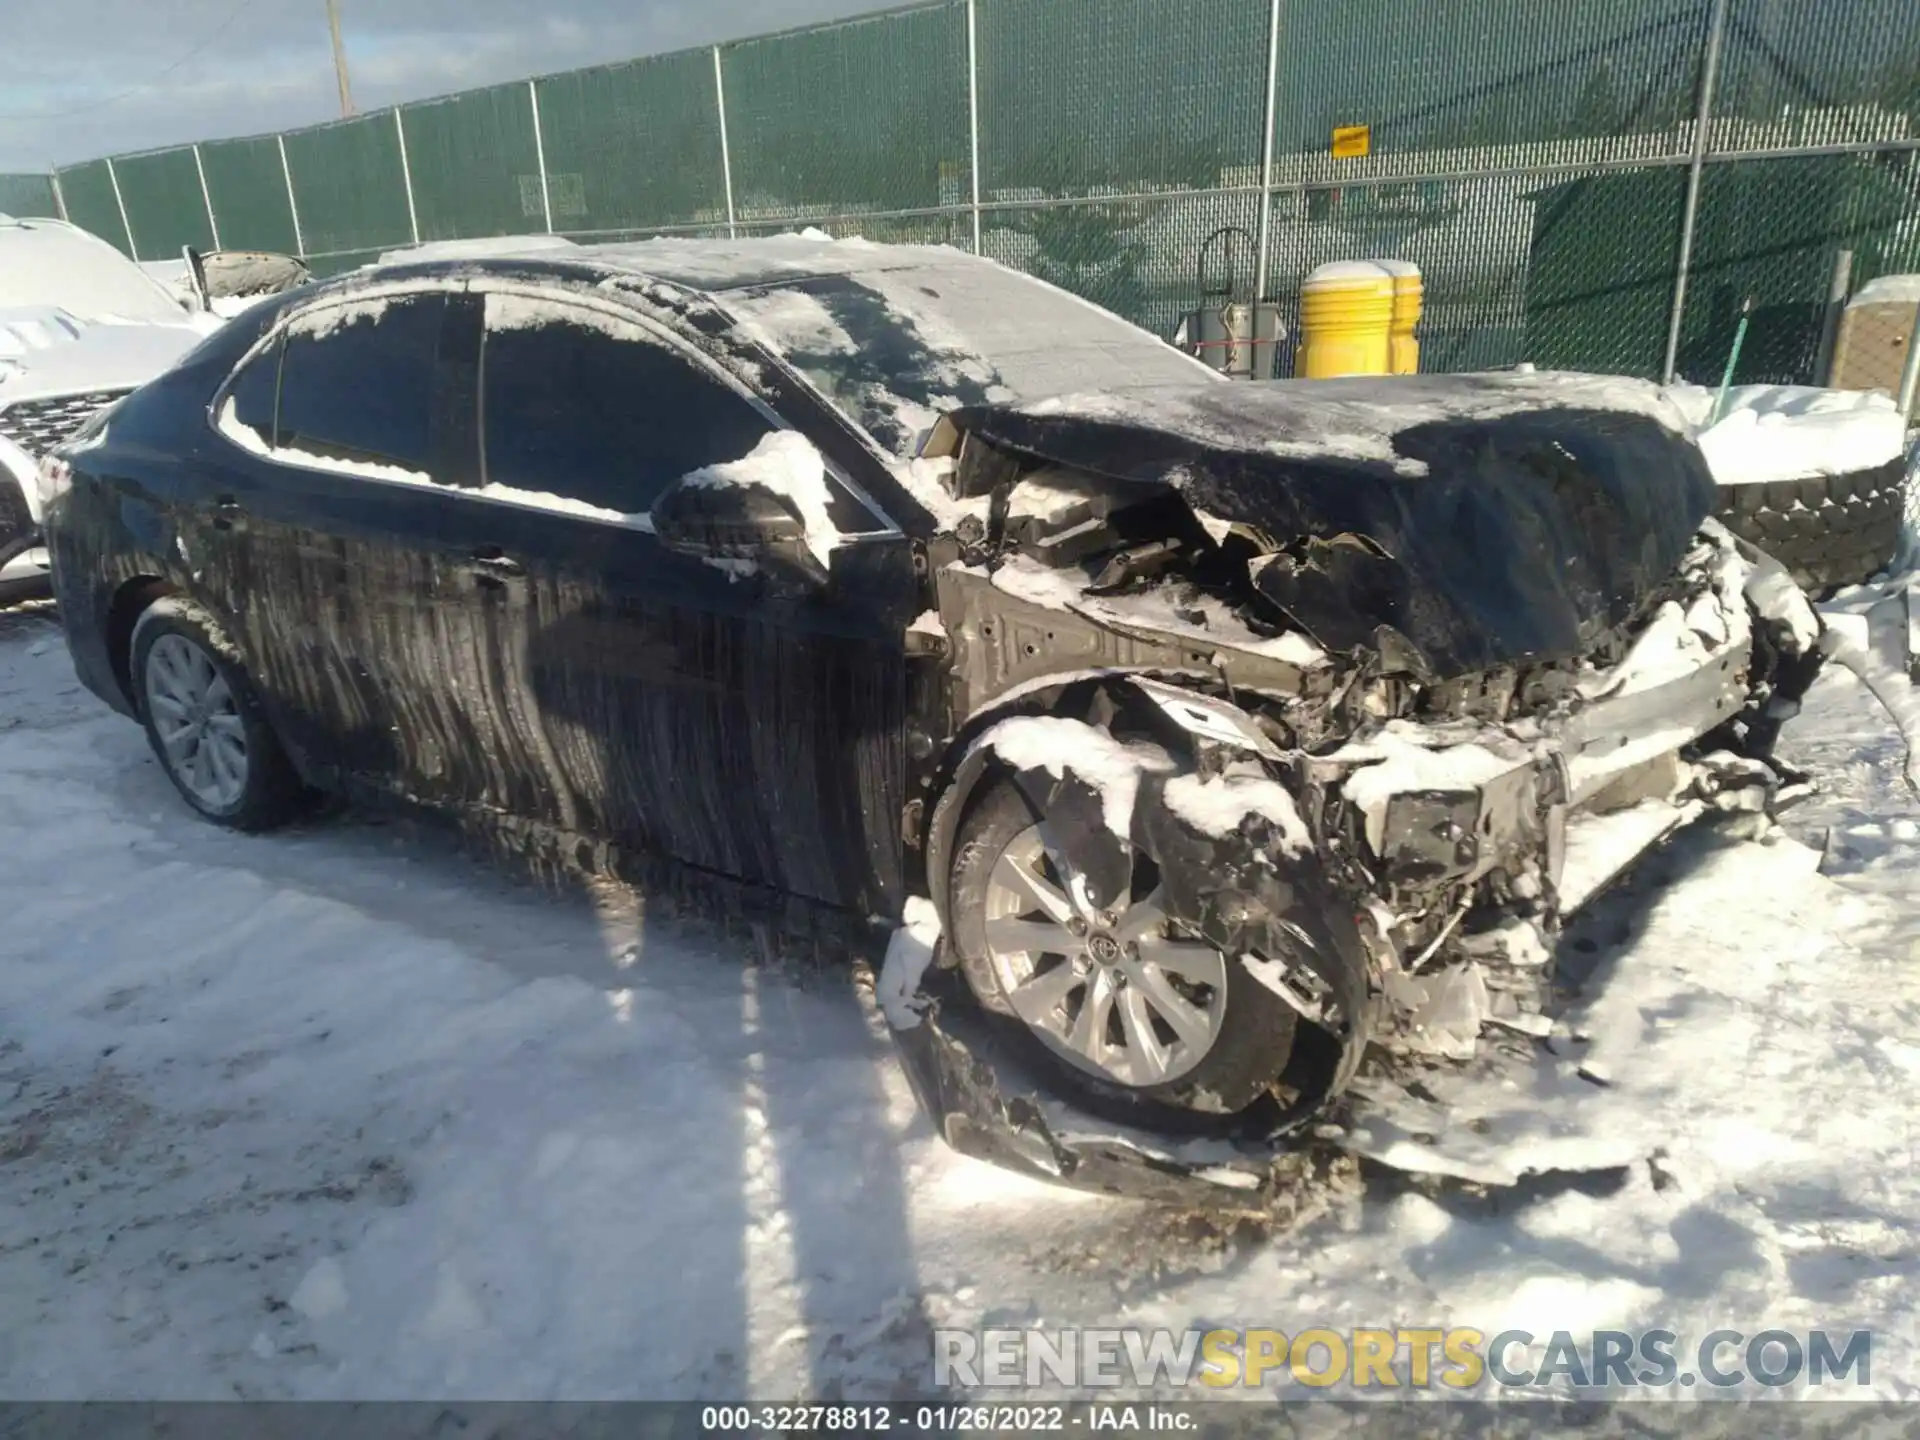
[713,46,737,239]
[966,0,983,255]
[104,156,137,259]
[49,172,67,222]
[393,108,421,246]
[1812,248,1854,386]
[1662,0,1731,384]
[192,143,221,251]
[276,134,305,257]
[1252,0,1283,307]
[528,79,554,234]
[1898,319,1920,426]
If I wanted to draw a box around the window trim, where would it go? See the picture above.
[466,279,900,540]
[205,279,466,485]
[208,275,905,543]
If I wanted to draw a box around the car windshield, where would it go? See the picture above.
[717,259,1211,458]
[0,221,188,323]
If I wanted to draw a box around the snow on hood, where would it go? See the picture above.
[0,218,191,324]
[0,308,205,401]
[988,370,1693,479]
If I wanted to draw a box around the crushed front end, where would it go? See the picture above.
[881,373,1826,1205]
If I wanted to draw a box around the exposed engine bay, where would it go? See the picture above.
[882,376,1827,1206]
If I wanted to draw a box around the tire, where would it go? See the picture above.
[1713,458,1904,591]
[946,773,1298,1120]
[130,598,304,830]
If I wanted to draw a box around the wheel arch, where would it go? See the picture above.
[920,671,1236,924]
[105,575,180,712]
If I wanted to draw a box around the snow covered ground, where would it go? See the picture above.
[2,596,1919,1404]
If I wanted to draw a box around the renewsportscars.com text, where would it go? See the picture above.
[933,1327,1873,1391]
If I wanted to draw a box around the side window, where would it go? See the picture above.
[480,295,781,514]
[224,335,281,444]
[276,293,448,474]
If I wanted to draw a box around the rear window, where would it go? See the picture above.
[276,294,446,473]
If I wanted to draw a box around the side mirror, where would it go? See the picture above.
[650,478,828,587]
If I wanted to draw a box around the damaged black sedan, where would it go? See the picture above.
[40,238,1824,1196]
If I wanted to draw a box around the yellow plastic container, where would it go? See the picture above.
[1384,261,1423,375]
[1295,261,1395,378]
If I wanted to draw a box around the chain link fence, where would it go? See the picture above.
[22,0,1920,386]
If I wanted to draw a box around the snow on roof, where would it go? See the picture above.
[376,234,580,265]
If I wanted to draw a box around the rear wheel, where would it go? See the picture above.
[947,775,1297,1117]
[131,599,304,830]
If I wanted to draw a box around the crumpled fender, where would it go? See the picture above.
[882,927,1348,1209]
[915,680,1380,1168]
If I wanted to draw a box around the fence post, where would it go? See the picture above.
[713,46,737,239]
[1812,248,1854,386]
[393,108,421,246]
[528,79,554,234]
[1662,0,1732,384]
[104,157,137,259]
[49,172,67,222]
[1252,0,1283,308]
[191,143,221,251]
[1898,317,1920,426]
[276,135,306,258]
[966,0,983,255]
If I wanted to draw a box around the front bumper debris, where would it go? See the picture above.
[884,521,1825,1206]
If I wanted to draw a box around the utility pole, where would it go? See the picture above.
[326,0,355,117]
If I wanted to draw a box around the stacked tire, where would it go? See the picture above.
[1713,456,1906,592]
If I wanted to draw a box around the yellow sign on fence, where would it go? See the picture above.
[1332,124,1372,158]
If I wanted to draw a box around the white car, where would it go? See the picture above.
[0,215,222,602]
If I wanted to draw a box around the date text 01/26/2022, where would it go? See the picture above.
[699,1405,1194,1433]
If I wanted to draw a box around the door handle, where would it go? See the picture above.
[210,495,244,531]
[467,548,525,580]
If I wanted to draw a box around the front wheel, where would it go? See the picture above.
[946,775,1298,1117]
[131,598,305,830]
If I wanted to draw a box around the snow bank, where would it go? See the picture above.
[1668,382,1910,487]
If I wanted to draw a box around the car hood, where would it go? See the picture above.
[942,372,1716,679]
[0,308,209,404]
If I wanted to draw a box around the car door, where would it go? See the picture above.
[200,285,536,813]
[464,284,918,916]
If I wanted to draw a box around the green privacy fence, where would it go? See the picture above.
[0,172,61,217]
[33,0,1920,385]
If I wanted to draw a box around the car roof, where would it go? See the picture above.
[365,233,1005,295]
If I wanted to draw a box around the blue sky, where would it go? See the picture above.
[0,0,893,170]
